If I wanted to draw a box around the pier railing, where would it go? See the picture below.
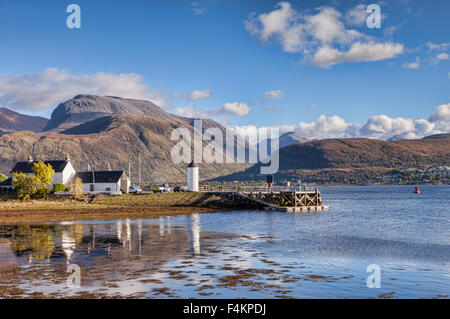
[199,185,318,193]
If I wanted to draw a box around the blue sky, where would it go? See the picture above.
[0,0,449,140]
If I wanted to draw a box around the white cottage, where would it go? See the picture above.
[10,155,76,187]
[74,170,130,195]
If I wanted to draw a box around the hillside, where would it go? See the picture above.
[214,136,450,184]
[43,95,177,131]
[0,107,48,135]
[0,114,248,183]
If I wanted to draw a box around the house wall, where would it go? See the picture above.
[81,182,120,194]
[52,172,63,185]
[62,162,76,185]
[23,162,75,187]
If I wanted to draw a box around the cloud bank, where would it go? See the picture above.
[0,67,164,111]
[232,103,450,142]
[245,2,404,67]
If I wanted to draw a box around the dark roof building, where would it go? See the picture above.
[74,171,125,184]
[11,160,69,174]
[0,177,12,187]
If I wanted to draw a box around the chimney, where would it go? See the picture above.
[28,155,33,163]
[65,154,71,162]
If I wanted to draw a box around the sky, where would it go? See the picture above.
[0,0,449,140]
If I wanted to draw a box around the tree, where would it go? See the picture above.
[12,161,55,200]
[12,172,39,200]
[32,162,54,199]
[0,173,7,183]
[68,177,84,199]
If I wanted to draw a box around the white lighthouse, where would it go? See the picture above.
[187,162,199,192]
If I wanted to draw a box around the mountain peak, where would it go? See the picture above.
[43,95,174,131]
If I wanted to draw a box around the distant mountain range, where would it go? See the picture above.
[214,134,450,184]
[0,107,48,135]
[0,95,449,184]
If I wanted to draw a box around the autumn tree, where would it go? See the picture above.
[32,162,55,199]
[12,172,39,200]
[68,177,84,199]
[12,161,55,200]
[0,173,7,183]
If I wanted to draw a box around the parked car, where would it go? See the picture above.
[174,186,187,192]
[129,185,142,194]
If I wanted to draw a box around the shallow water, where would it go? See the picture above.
[0,185,449,298]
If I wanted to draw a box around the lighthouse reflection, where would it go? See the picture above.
[188,213,201,255]
[0,215,211,269]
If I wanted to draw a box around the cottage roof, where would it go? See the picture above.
[11,160,69,174]
[75,171,124,184]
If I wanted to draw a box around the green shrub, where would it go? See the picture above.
[53,183,67,192]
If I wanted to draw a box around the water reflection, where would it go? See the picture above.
[0,186,449,298]
[188,214,201,255]
[0,214,210,270]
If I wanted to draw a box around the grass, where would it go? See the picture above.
[91,192,207,207]
[0,192,229,223]
[0,192,210,211]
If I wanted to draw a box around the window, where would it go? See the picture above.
[90,184,95,191]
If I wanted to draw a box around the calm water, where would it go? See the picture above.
[0,185,449,298]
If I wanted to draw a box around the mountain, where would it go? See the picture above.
[278,131,309,147]
[214,136,450,184]
[0,95,251,182]
[0,107,48,135]
[256,131,308,156]
[423,133,450,139]
[386,135,406,142]
[43,95,177,131]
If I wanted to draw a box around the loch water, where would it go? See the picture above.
[0,185,449,298]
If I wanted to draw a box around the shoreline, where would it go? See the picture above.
[0,192,240,224]
[0,206,229,224]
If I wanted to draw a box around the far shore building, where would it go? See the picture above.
[74,170,130,195]
[10,155,76,188]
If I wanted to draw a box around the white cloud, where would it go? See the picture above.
[257,90,284,104]
[245,2,403,67]
[263,105,276,113]
[217,102,251,117]
[307,103,318,110]
[436,53,449,60]
[305,7,364,45]
[313,42,404,68]
[428,103,450,131]
[190,2,207,15]
[345,4,367,26]
[174,106,210,119]
[296,114,354,139]
[233,103,450,141]
[230,124,295,145]
[402,57,420,69]
[188,89,212,100]
[426,42,450,51]
[0,67,164,111]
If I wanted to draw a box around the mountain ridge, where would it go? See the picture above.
[0,107,48,135]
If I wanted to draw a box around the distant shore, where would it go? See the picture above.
[0,192,235,223]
